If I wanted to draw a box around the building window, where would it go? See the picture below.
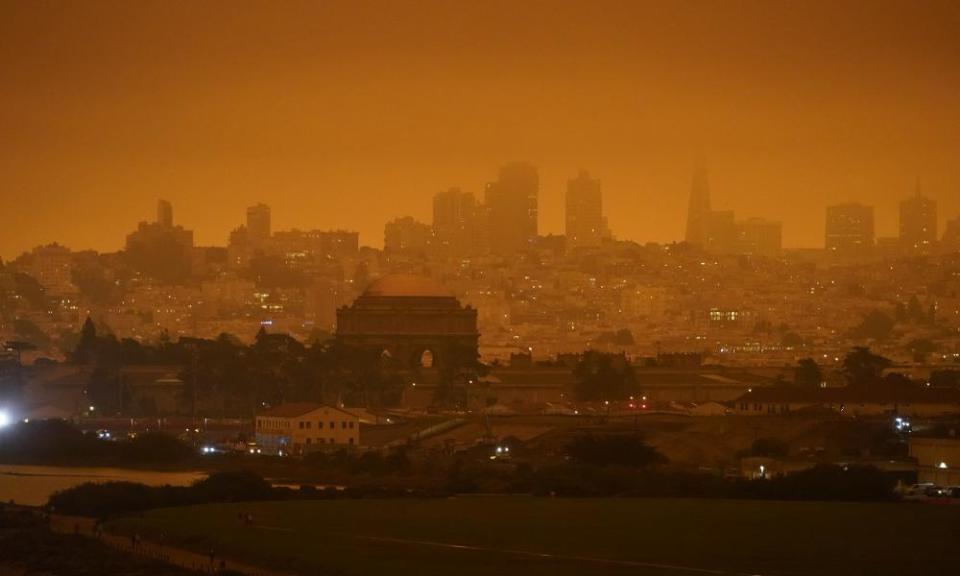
[341,421,346,429]
[329,421,334,429]
[349,421,355,429]
[299,421,304,429]
[306,421,311,429]
[348,437,354,445]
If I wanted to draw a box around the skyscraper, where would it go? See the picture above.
[899,191,938,253]
[704,210,737,254]
[942,217,960,254]
[825,203,874,256]
[384,216,432,254]
[684,164,711,246]
[432,188,478,256]
[157,199,173,227]
[246,203,272,245]
[737,217,783,258]
[565,171,603,250]
[126,202,194,283]
[484,162,538,255]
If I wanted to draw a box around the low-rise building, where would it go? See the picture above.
[734,386,960,418]
[255,403,360,455]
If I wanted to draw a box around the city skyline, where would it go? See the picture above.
[1,166,954,260]
[2,0,958,259]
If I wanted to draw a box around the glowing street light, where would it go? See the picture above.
[0,409,10,429]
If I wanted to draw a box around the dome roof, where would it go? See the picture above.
[362,274,453,298]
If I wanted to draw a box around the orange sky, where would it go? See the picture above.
[1,0,958,259]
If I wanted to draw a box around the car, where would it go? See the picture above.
[903,483,936,501]
[924,485,948,498]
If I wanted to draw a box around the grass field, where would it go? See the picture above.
[113,497,960,576]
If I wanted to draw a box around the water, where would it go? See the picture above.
[0,465,205,506]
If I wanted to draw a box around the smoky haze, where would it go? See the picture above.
[0,0,958,259]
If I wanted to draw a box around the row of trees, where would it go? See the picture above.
[794,347,960,390]
[72,318,483,416]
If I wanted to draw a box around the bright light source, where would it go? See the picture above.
[0,410,10,429]
[938,461,948,469]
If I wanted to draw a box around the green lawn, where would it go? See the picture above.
[113,497,960,576]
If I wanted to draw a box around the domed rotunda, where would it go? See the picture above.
[335,274,479,369]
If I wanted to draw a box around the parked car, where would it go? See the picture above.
[903,483,936,501]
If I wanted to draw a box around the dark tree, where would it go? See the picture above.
[851,310,895,341]
[572,351,638,401]
[565,434,667,468]
[71,317,99,364]
[842,347,892,387]
[794,358,822,388]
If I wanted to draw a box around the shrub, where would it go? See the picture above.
[565,434,667,468]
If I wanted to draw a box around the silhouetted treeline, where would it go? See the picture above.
[0,420,193,467]
[516,463,897,500]
[71,318,482,415]
[48,470,437,517]
[48,471,275,517]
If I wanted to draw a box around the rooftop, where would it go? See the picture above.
[258,403,360,418]
[362,274,453,298]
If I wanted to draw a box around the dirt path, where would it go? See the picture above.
[48,514,294,576]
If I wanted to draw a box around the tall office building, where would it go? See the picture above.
[899,191,938,253]
[432,188,478,256]
[246,203,272,245]
[565,171,603,250]
[384,216,432,254]
[126,201,194,283]
[942,217,960,254]
[825,203,874,256]
[737,217,782,258]
[157,199,173,227]
[704,210,737,254]
[484,162,538,255]
[684,164,711,246]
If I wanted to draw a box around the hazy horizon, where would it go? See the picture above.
[2,0,958,259]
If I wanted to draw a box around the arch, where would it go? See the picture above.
[419,349,435,368]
